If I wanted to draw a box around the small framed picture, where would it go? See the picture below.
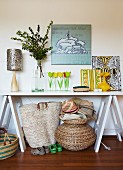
[92,56,121,91]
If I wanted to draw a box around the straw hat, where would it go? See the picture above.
[62,98,97,120]
[62,100,79,114]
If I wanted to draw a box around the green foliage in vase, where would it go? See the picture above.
[11,21,53,60]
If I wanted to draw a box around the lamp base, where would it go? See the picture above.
[11,71,19,92]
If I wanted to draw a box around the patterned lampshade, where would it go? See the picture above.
[7,49,23,71]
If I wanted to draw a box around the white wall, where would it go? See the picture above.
[0,0,123,134]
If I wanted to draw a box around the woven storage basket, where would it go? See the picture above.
[63,117,90,125]
[19,102,62,148]
[55,122,96,151]
[0,128,19,160]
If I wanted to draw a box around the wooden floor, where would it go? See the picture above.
[1,136,123,170]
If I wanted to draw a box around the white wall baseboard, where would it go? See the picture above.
[103,129,116,136]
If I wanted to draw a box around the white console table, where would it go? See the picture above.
[0,91,123,153]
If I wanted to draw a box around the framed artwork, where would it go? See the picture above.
[51,24,91,65]
[92,56,121,91]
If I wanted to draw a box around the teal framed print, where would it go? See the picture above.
[51,24,91,65]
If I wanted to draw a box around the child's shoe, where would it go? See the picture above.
[49,144,57,154]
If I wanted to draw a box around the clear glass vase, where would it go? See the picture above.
[57,77,63,91]
[31,60,45,92]
[64,77,70,91]
[48,77,53,90]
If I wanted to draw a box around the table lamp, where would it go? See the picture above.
[7,49,23,92]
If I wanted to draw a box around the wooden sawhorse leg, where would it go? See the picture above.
[0,96,12,130]
[0,96,8,127]
[94,95,123,152]
[94,95,112,152]
[8,96,26,152]
[0,95,26,152]
[111,96,123,141]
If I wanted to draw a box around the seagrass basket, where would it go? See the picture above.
[63,117,90,125]
[55,122,96,151]
[0,128,19,160]
[19,102,62,148]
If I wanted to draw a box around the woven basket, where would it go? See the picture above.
[19,102,62,148]
[55,123,96,151]
[0,128,19,160]
[63,117,90,125]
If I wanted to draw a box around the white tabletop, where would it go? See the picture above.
[0,90,123,96]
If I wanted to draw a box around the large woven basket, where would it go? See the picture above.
[55,123,96,151]
[63,117,91,125]
[19,102,62,148]
[0,128,19,160]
